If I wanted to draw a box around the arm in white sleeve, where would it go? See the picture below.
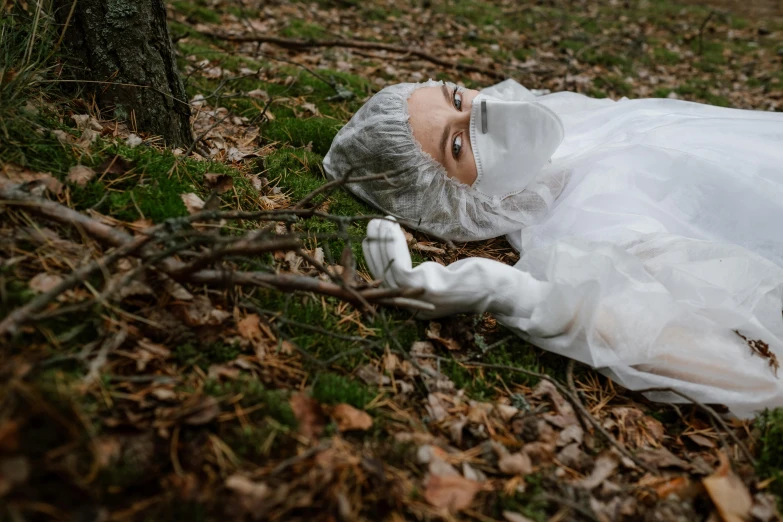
[362,218,574,331]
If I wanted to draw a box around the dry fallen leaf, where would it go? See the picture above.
[248,88,268,99]
[237,314,263,341]
[181,192,205,214]
[557,424,584,447]
[578,452,619,489]
[94,435,123,468]
[300,102,321,116]
[0,456,30,497]
[225,474,270,514]
[533,380,578,428]
[356,364,389,386]
[29,273,63,293]
[557,443,587,471]
[426,393,449,422]
[203,172,234,194]
[637,446,691,471]
[135,338,171,371]
[703,452,753,522]
[208,364,240,380]
[0,422,20,453]
[163,276,194,301]
[71,113,102,132]
[290,393,326,439]
[423,473,482,513]
[67,165,96,186]
[1,163,63,195]
[611,406,665,449]
[97,155,134,176]
[182,396,220,425]
[655,476,696,499]
[426,322,460,351]
[177,296,231,326]
[237,313,269,358]
[331,403,373,432]
[750,493,781,522]
[249,175,267,192]
[686,433,718,449]
[498,452,533,476]
[77,128,99,147]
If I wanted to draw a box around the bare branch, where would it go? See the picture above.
[199,30,506,80]
[634,386,755,465]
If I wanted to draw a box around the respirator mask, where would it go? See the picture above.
[469,93,565,198]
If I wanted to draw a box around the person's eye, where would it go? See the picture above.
[452,87,462,111]
[452,134,462,159]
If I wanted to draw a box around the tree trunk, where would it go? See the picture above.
[55,0,192,147]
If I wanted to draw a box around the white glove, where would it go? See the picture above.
[362,218,556,321]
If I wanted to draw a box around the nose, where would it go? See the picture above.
[452,105,471,127]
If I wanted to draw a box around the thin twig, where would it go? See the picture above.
[169,235,301,276]
[537,492,600,522]
[269,440,332,476]
[199,30,506,80]
[635,386,755,465]
[697,10,717,56]
[566,359,591,435]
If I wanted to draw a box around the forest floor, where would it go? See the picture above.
[2,0,783,520]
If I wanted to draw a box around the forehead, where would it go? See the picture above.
[407,86,448,158]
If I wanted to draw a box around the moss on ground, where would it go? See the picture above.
[312,372,376,408]
[264,117,342,156]
[755,408,783,499]
[170,0,222,24]
[205,377,297,427]
[281,20,330,40]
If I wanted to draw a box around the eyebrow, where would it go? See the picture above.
[439,84,452,165]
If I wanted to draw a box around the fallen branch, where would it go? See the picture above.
[0,228,156,337]
[1,184,135,246]
[635,386,755,466]
[180,268,428,309]
[466,361,659,475]
[200,30,507,80]
[0,183,434,335]
[566,359,592,436]
[167,233,302,276]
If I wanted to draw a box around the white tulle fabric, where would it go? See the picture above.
[361,84,783,418]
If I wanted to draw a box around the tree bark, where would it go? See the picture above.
[55,0,192,147]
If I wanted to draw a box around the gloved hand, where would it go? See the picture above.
[362,216,413,290]
[362,218,562,322]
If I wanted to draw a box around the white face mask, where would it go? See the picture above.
[469,93,565,198]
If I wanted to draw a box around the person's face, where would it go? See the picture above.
[408,84,480,186]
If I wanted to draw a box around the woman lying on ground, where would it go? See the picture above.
[322,78,783,418]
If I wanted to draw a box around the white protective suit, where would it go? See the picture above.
[359,81,783,419]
